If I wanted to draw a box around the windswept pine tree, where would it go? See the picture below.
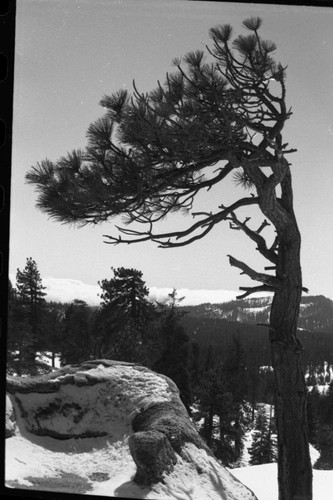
[26,18,312,499]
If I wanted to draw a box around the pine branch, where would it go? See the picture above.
[103,197,259,247]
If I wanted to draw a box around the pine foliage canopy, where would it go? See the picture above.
[26,18,291,253]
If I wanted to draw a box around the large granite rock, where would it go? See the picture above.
[5,394,16,438]
[6,359,257,499]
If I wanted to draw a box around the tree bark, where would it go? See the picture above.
[269,226,312,500]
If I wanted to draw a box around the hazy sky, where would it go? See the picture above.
[10,0,333,303]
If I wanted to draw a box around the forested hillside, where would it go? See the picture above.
[179,295,333,379]
[181,295,333,332]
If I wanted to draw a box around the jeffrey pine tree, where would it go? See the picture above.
[26,18,312,500]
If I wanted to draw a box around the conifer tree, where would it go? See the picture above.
[98,267,154,361]
[60,299,93,365]
[249,405,277,465]
[196,361,225,449]
[7,280,27,374]
[188,340,201,393]
[99,267,151,324]
[152,289,192,412]
[14,257,46,373]
[306,385,321,446]
[26,18,312,498]
[217,336,251,464]
[41,301,66,367]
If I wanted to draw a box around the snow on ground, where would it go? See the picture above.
[6,424,333,500]
[6,432,255,499]
[231,463,278,500]
[231,445,333,500]
[232,461,333,500]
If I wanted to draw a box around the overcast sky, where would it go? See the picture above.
[10,0,333,305]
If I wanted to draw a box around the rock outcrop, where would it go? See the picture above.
[6,359,257,499]
[5,394,16,438]
[129,430,177,485]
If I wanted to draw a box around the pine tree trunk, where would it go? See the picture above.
[270,228,312,500]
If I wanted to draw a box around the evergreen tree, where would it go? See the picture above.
[249,405,277,465]
[247,362,262,423]
[260,366,276,405]
[40,301,66,367]
[7,279,28,374]
[306,385,321,446]
[14,258,46,373]
[99,267,151,324]
[222,335,250,461]
[188,340,201,394]
[203,344,214,372]
[60,299,93,365]
[307,382,333,470]
[152,289,192,412]
[98,267,154,362]
[195,361,225,449]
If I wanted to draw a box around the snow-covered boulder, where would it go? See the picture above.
[6,359,257,499]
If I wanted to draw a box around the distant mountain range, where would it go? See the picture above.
[181,295,333,333]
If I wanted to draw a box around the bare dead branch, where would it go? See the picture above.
[236,284,276,299]
[228,254,281,288]
[226,211,277,264]
[256,219,270,234]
